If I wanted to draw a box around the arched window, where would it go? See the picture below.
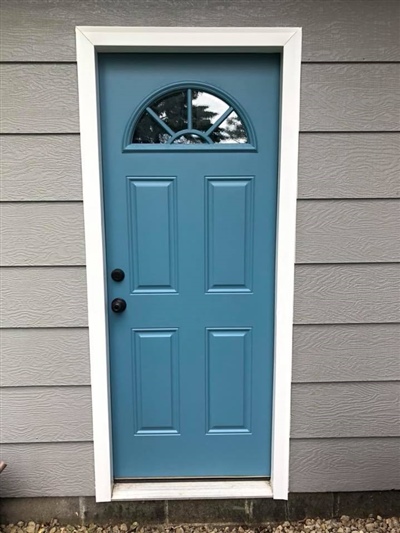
[130,88,251,145]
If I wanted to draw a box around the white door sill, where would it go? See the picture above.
[112,479,272,500]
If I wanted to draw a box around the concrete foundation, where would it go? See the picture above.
[1,492,399,525]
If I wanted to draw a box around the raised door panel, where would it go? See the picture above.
[206,177,254,293]
[206,328,252,434]
[132,329,179,435]
[128,178,178,293]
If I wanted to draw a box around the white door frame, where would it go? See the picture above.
[76,26,302,502]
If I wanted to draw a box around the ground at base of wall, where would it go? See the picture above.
[1,518,400,533]
[1,493,400,526]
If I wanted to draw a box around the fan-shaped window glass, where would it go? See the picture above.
[131,88,249,145]
[151,90,187,132]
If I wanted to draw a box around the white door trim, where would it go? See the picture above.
[76,26,302,502]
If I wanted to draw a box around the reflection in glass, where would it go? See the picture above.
[131,88,249,145]
[210,111,248,144]
[192,91,229,131]
[132,112,171,144]
[173,134,206,144]
[151,91,187,132]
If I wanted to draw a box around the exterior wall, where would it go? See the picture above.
[1,0,400,498]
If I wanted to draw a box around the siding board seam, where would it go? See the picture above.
[299,131,400,134]
[0,384,91,389]
[3,263,400,269]
[294,262,400,266]
[2,199,400,204]
[1,61,399,65]
[1,440,94,445]
[3,323,397,327]
[3,437,396,445]
[0,61,79,65]
[297,198,400,203]
[3,381,399,388]
[0,200,84,205]
[3,198,400,202]
[292,380,400,386]
[301,61,400,65]
[0,132,81,136]
[4,323,398,331]
[0,326,89,330]
[297,198,400,201]
[2,131,399,135]
[291,436,400,441]
[293,322,400,327]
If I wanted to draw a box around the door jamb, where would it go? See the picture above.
[76,26,302,502]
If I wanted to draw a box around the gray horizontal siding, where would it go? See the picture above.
[294,264,400,324]
[296,200,400,263]
[0,442,95,497]
[2,265,399,328]
[0,438,399,497]
[2,325,398,388]
[3,133,400,201]
[1,0,399,498]
[2,64,400,134]
[291,382,400,438]
[290,438,400,492]
[300,64,400,132]
[298,133,400,199]
[0,328,90,386]
[0,203,85,266]
[292,324,400,383]
[1,135,82,201]
[3,200,400,266]
[1,0,399,62]
[0,64,79,134]
[0,267,88,328]
[1,387,92,443]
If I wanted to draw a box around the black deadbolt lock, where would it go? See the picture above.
[111,268,125,282]
[111,298,127,313]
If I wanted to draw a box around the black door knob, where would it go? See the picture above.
[111,268,125,282]
[111,298,127,313]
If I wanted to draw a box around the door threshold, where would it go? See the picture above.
[112,479,272,500]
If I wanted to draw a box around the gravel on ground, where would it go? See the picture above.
[1,517,400,533]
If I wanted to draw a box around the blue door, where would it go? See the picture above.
[99,53,280,479]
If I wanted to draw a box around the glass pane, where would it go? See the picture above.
[132,112,171,144]
[192,91,230,131]
[210,111,248,144]
[151,91,187,132]
[173,134,206,145]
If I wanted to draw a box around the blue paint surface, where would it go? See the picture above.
[99,53,280,478]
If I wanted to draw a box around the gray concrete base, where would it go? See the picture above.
[1,492,399,525]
